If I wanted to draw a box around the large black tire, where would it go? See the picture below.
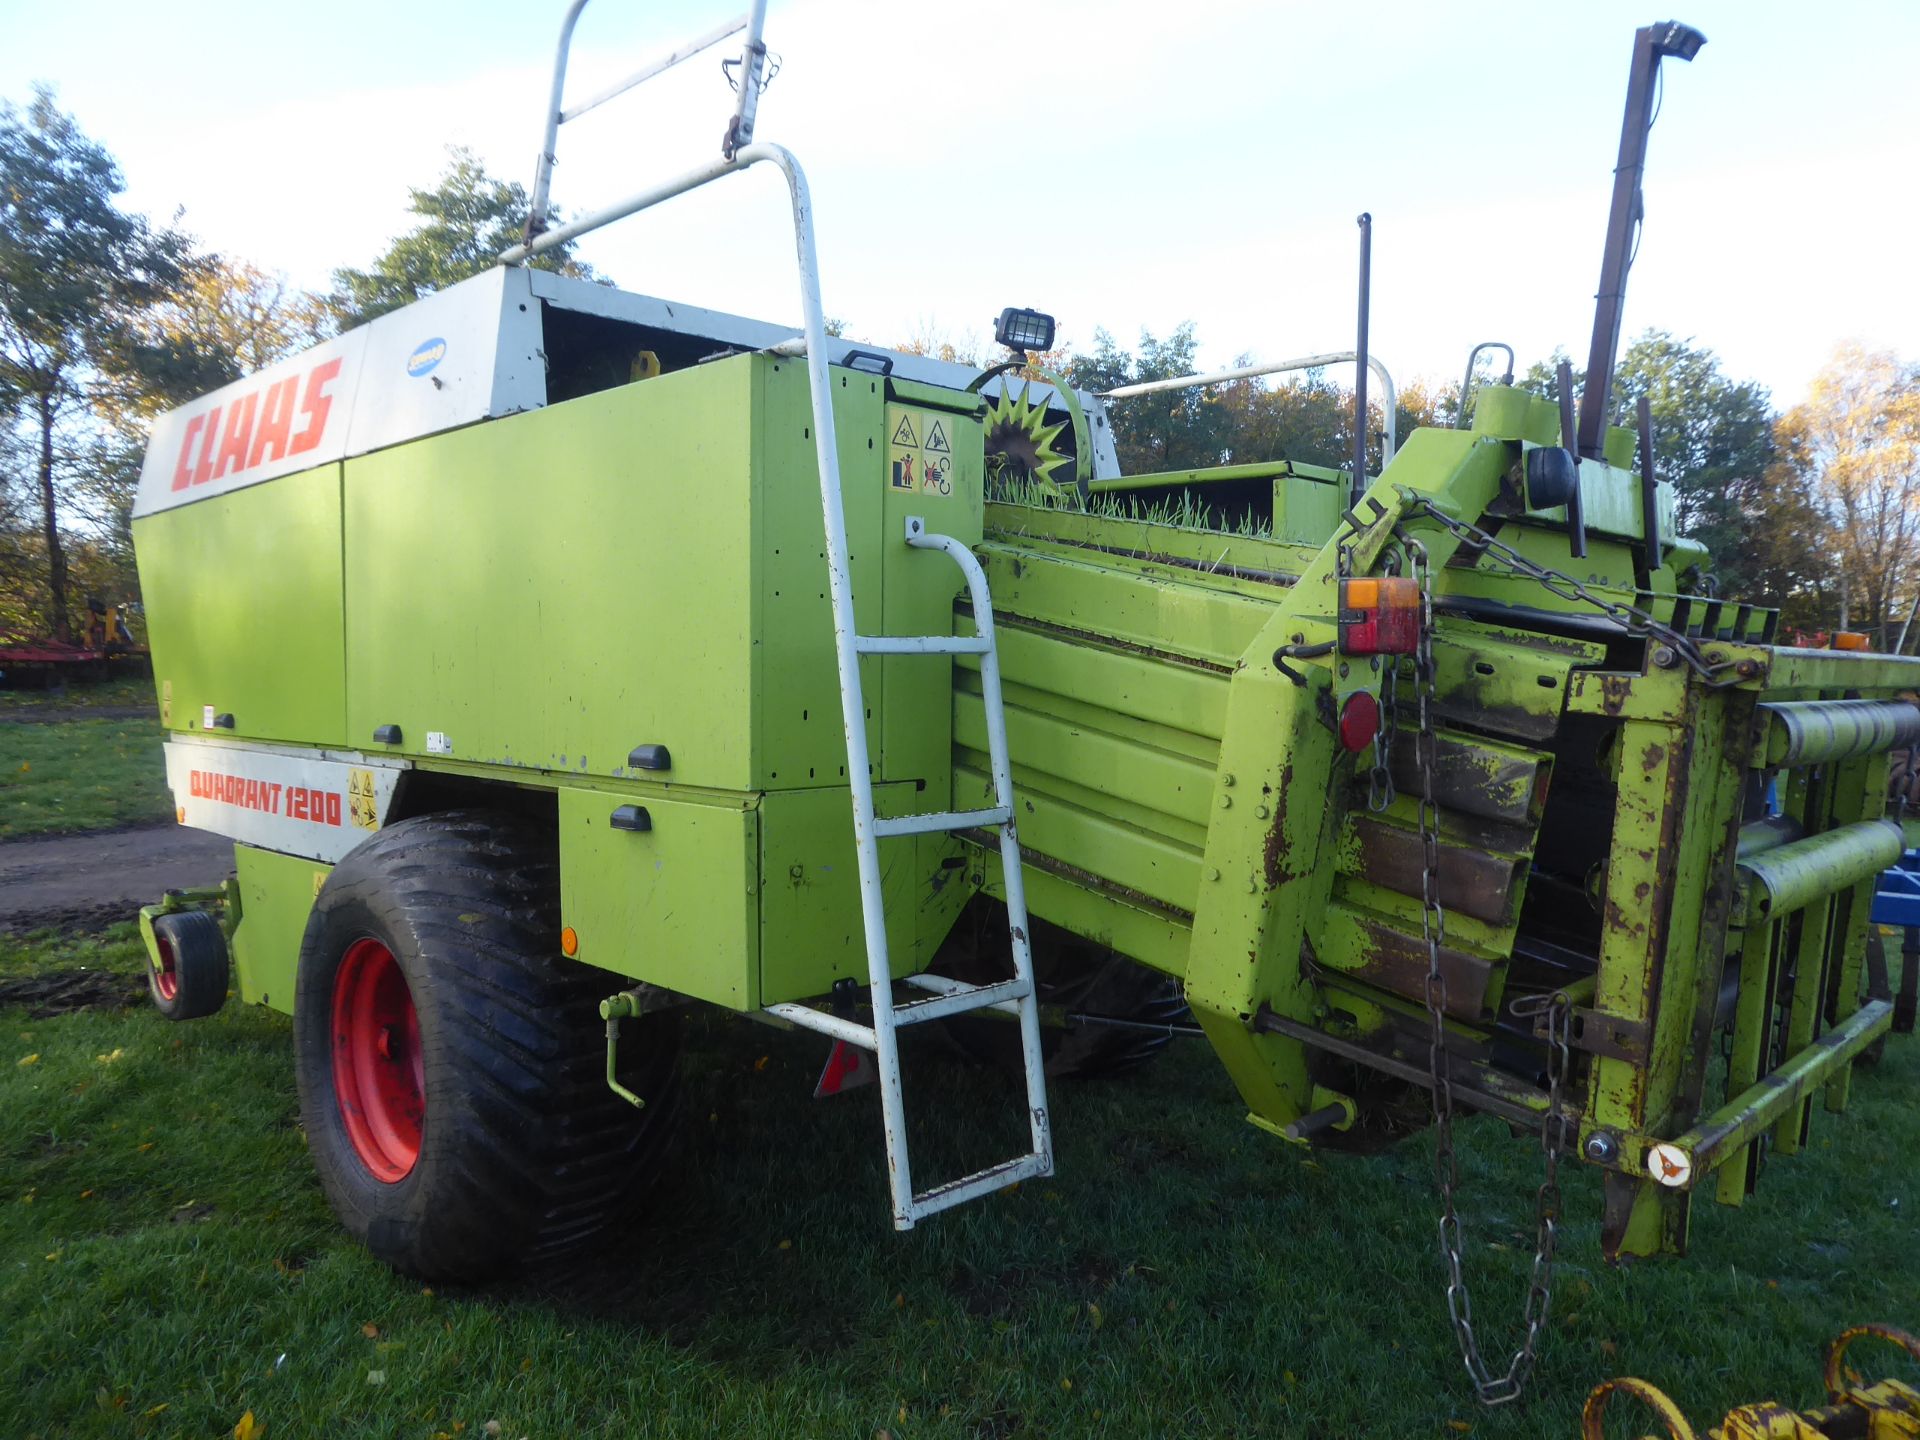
[933,897,1190,1079]
[294,811,680,1283]
[146,910,229,1021]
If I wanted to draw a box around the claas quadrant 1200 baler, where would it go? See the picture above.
[128,5,1914,1401]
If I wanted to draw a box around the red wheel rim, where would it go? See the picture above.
[152,933,179,1002]
[330,938,424,1183]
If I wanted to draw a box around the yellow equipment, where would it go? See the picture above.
[1582,1325,1920,1439]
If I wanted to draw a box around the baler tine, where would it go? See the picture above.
[501,1,1053,1229]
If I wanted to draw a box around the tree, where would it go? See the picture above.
[146,258,330,381]
[1775,344,1920,645]
[330,148,596,327]
[0,89,192,640]
[1068,324,1229,473]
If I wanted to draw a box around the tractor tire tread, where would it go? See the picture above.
[294,810,681,1283]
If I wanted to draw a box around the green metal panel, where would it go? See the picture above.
[976,540,1270,668]
[557,783,759,1008]
[134,463,347,745]
[343,355,887,793]
[754,360,886,790]
[1272,471,1345,548]
[231,842,329,1014]
[344,363,757,785]
[757,783,950,1005]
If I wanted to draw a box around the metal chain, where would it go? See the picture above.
[1406,498,1739,687]
[1401,530,1573,1406]
[1368,549,1401,813]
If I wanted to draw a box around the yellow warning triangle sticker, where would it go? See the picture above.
[891,414,919,448]
[924,419,950,453]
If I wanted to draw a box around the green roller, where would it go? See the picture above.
[1737,819,1903,921]
[1758,699,1920,767]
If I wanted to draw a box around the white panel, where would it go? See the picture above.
[164,740,405,864]
[134,326,370,518]
[134,269,547,519]
[345,268,540,456]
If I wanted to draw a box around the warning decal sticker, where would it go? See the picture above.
[887,405,953,496]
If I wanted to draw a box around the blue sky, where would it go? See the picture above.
[2,0,1914,406]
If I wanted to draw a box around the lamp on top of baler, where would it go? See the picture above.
[993,307,1055,357]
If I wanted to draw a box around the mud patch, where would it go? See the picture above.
[2,901,140,937]
[0,967,146,1018]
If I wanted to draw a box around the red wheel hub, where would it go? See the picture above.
[152,933,179,1002]
[330,938,423,1183]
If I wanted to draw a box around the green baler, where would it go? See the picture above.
[128,6,1912,1400]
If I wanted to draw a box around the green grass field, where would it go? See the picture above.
[0,676,154,716]
[3,923,1916,1439]
[0,718,171,838]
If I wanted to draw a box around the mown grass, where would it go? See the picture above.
[0,719,171,839]
[0,676,154,716]
[3,926,1917,1439]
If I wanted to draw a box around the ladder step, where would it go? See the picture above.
[892,976,1032,1027]
[854,634,992,655]
[902,970,1025,1016]
[873,805,1010,838]
[763,1002,876,1051]
[910,1151,1051,1222]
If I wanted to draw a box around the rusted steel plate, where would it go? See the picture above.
[1349,918,1496,1019]
[1385,731,1548,827]
[1349,815,1521,925]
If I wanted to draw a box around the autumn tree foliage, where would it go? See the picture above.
[1770,345,1920,644]
[2,83,1915,655]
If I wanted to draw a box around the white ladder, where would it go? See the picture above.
[499,0,1049,1229]
[766,512,1054,1228]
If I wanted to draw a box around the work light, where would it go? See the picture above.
[993,307,1055,355]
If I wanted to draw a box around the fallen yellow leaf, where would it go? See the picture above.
[145,1403,170,1417]
[16,1054,38,1067]
[233,1409,265,1440]
[362,1323,379,1338]
[1449,1422,1473,1434]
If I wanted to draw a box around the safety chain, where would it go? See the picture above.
[1405,498,1741,687]
[1367,549,1401,813]
[1401,529,1574,1406]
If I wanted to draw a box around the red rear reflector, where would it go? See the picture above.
[1338,690,1380,753]
[1339,576,1420,655]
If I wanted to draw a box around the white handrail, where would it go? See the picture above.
[559,13,748,125]
[1100,351,1399,466]
[519,0,767,246]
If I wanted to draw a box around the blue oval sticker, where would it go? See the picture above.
[407,337,447,378]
